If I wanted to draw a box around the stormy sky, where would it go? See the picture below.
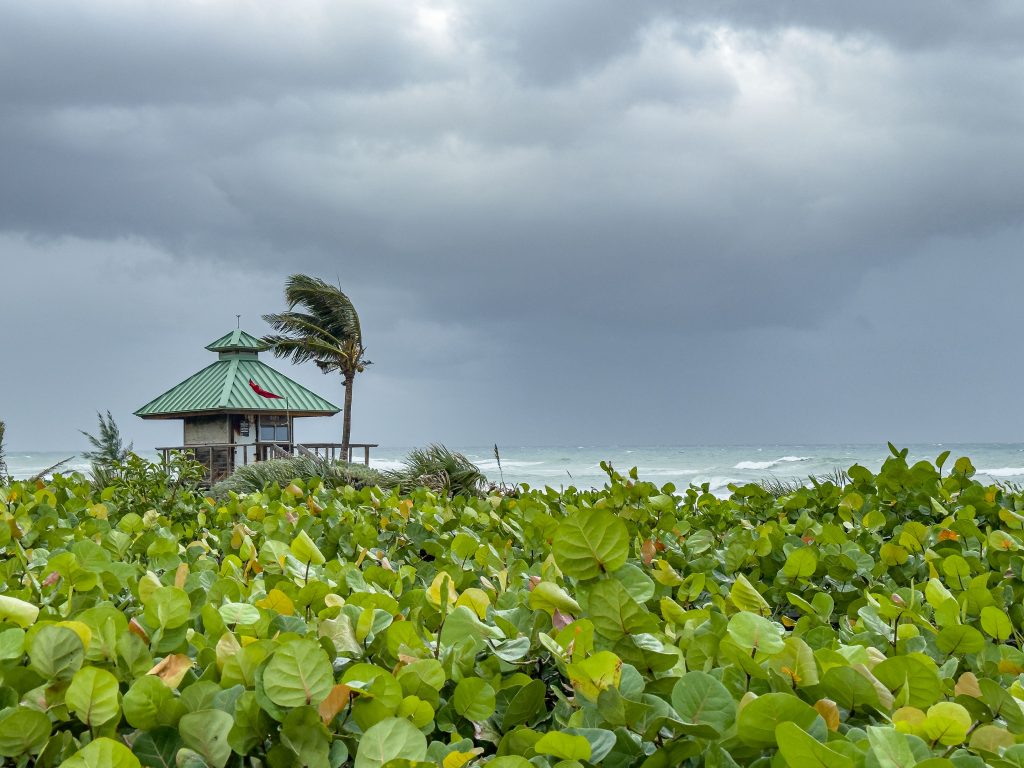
[3,1,1024,450]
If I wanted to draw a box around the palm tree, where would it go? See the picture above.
[262,274,370,459]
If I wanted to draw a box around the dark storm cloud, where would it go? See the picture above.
[2,0,1024,448]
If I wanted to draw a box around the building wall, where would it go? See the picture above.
[183,415,229,445]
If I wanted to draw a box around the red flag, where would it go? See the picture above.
[249,379,283,399]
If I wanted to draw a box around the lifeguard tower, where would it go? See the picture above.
[135,329,356,482]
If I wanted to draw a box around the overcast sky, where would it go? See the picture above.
[3,1,1024,451]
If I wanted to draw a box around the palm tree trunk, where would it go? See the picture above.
[341,373,354,460]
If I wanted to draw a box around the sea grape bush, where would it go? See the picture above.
[3,446,1024,766]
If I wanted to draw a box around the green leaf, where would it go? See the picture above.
[775,722,853,768]
[143,586,191,630]
[671,670,736,736]
[219,602,261,625]
[29,624,84,680]
[290,530,326,565]
[502,680,546,730]
[60,737,141,768]
[736,692,824,748]
[0,708,51,756]
[729,574,770,616]
[866,725,917,768]
[453,678,496,721]
[873,655,942,709]
[587,579,658,642]
[935,625,986,655]
[131,728,182,768]
[528,582,581,615]
[980,606,1013,640]
[726,612,785,656]
[280,706,332,767]
[552,509,629,579]
[783,548,818,579]
[178,709,234,768]
[354,717,428,768]
[123,675,175,730]
[534,731,592,761]
[0,595,39,628]
[66,666,121,727]
[921,702,972,746]
[263,639,334,708]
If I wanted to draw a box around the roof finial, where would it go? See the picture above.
[236,314,241,329]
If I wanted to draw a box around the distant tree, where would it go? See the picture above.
[80,411,133,470]
[0,420,7,479]
[262,274,370,458]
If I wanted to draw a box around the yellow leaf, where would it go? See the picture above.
[56,621,92,649]
[427,572,458,609]
[813,698,840,731]
[174,563,189,589]
[955,672,982,698]
[443,749,484,768]
[456,588,491,620]
[255,588,295,616]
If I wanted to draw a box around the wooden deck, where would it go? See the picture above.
[156,442,379,483]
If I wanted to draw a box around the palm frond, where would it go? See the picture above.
[80,411,132,468]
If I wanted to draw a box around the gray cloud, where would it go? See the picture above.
[2,1,1024,450]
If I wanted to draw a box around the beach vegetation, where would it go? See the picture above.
[80,410,133,483]
[262,274,369,460]
[384,443,488,498]
[1,445,1024,765]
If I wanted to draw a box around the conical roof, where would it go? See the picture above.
[135,330,340,419]
[205,329,269,353]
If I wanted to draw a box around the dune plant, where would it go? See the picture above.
[211,455,387,498]
[386,443,488,498]
[80,410,133,482]
[3,445,1024,765]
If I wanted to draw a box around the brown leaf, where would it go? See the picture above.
[319,684,353,724]
[42,571,61,587]
[147,653,193,688]
[174,564,189,589]
[128,618,150,643]
[641,539,657,566]
[814,698,841,731]
[955,672,983,698]
[552,610,575,631]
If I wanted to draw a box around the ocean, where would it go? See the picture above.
[7,443,1024,494]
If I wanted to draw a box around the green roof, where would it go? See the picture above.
[205,329,269,353]
[135,330,340,419]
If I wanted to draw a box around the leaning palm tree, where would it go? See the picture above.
[262,274,369,459]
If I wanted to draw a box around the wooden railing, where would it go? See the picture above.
[155,441,379,483]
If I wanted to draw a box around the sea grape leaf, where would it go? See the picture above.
[921,702,972,746]
[552,508,629,580]
[935,625,985,656]
[0,595,39,628]
[123,675,176,730]
[670,670,736,736]
[290,530,326,565]
[980,606,1013,640]
[528,582,581,615]
[0,708,51,757]
[866,725,917,768]
[131,727,182,768]
[726,612,785,656]
[502,679,546,730]
[729,574,771,616]
[736,692,825,748]
[769,636,819,687]
[873,655,942,709]
[534,731,592,761]
[66,666,121,727]
[219,602,261,626]
[143,586,191,630]
[354,717,428,768]
[263,639,334,708]
[775,721,853,768]
[179,709,234,768]
[566,651,622,702]
[453,677,497,721]
[587,580,658,642]
[280,705,332,767]
[783,548,818,579]
[60,737,141,768]
[29,624,84,680]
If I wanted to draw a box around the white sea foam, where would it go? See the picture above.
[733,456,812,471]
[368,459,405,472]
[978,467,1024,478]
